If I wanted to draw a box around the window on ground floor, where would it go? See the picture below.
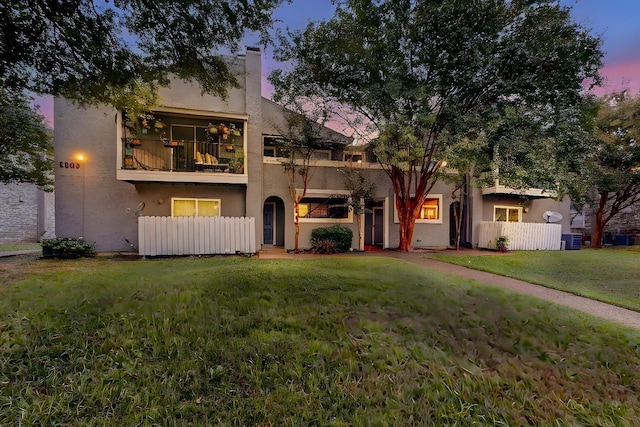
[394,194,443,224]
[172,198,221,217]
[494,206,521,222]
[297,195,353,223]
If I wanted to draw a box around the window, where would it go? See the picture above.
[343,152,363,163]
[310,150,331,160]
[172,198,221,217]
[421,198,439,220]
[394,194,443,224]
[297,195,352,223]
[494,206,521,222]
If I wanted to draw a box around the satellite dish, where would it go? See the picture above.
[134,202,146,217]
[543,211,563,223]
[126,202,146,217]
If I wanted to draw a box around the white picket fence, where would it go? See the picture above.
[478,221,562,251]
[138,216,257,256]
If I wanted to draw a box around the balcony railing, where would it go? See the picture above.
[121,137,244,174]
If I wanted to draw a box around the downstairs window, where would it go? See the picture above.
[172,198,221,217]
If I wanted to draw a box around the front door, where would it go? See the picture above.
[373,206,384,246]
[263,202,275,245]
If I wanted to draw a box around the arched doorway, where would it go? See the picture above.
[263,196,285,247]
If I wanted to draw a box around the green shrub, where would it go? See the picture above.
[311,225,353,254]
[41,237,96,259]
[496,235,509,252]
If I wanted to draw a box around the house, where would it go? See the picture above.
[53,47,574,253]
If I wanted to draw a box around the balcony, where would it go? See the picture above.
[116,112,247,184]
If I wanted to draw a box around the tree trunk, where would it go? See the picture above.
[293,200,301,252]
[397,200,419,251]
[591,192,608,249]
[455,192,464,250]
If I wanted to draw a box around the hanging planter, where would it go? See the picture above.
[207,123,218,135]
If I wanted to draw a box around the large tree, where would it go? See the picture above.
[0,89,53,189]
[274,107,343,252]
[588,91,640,248]
[270,0,602,251]
[1,0,285,187]
[1,0,285,109]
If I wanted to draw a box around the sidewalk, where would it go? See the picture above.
[259,247,640,330]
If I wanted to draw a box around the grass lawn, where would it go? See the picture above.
[1,255,639,426]
[0,242,41,252]
[433,247,640,312]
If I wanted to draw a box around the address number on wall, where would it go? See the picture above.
[59,162,80,169]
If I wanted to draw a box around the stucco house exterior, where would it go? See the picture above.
[53,47,573,253]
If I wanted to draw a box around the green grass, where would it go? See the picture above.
[1,255,639,426]
[433,247,640,312]
[0,242,41,252]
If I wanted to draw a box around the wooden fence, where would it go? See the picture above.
[478,221,562,251]
[138,216,257,256]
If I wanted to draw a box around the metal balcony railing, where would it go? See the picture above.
[121,138,244,174]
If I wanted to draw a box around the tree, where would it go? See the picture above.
[270,0,602,251]
[2,0,284,188]
[588,91,640,248]
[0,89,53,189]
[1,0,286,111]
[275,109,339,252]
[339,166,375,250]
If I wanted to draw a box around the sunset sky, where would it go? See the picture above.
[36,0,640,126]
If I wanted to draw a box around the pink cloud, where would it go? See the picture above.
[591,60,640,95]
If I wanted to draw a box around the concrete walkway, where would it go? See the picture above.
[259,247,640,330]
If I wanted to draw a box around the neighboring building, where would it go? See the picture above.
[571,203,639,246]
[0,182,55,244]
[53,47,573,253]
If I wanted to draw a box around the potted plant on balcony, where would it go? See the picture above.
[230,151,244,174]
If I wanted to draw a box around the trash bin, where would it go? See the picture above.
[561,233,582,250]
[614,234,631,245]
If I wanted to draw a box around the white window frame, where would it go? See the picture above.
[393,194,443,224]
[171,197,221,217]
[296,190,353,224]
[493,205,522,222]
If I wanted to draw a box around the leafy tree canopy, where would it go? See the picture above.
[270,0,603,250]
[588,90,640,247]
[1,0,285,187]
[0,88,53,189]
[1,0,285,111]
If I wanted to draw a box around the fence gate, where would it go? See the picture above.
[138,216,256,256]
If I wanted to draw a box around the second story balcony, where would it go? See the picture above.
[116,110,248,184]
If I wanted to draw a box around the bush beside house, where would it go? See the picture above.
[311,225,353,254]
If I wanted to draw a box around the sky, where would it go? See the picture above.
[36,0,640,126]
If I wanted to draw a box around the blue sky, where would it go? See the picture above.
[36,0,640,125]
[264,0,640,94]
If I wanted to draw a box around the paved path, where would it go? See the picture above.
[259,248,640,330]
